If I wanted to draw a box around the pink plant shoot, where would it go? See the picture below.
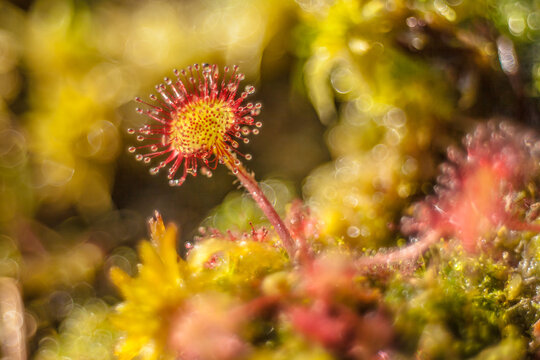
[128,64,295,258]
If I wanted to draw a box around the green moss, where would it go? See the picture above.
[471,335,527,360]
[386,247,514,357]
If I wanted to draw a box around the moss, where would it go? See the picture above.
[386,246,514,357]
[187,237,289,296]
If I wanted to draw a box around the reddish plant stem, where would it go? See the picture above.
[355,231,440,273]
[226,161,296,259]
[355,219,540,274]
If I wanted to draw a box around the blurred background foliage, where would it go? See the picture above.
[0,0,539,358]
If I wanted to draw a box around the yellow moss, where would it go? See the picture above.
[187,237,288,295]
[110,213,187,360]
[110,212,289,359]
[300,0,457,248]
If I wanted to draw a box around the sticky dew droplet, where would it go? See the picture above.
[201,167,213,178]
[169,178,184,186]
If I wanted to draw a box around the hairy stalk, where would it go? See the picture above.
[226,160,296,259]
[355,231,440,273]
[355,222,540,274]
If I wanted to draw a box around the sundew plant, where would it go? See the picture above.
[127,64,295,257]
[3,0,540,359]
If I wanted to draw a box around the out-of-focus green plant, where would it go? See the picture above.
[24,0,120,216]
[0,2,32,232]
[23,0,296,217]
[0,4,33,317]
[299,0,540,248]
[201,179,296,234]
[34,298,118,360]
